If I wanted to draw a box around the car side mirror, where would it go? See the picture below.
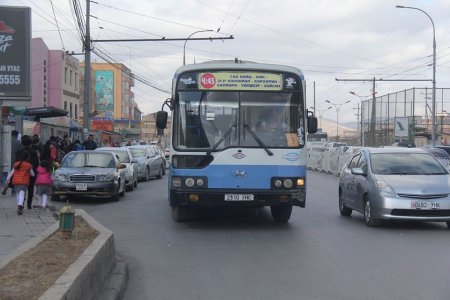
[351,167,365,176]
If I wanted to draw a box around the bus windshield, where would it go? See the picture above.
[173,91,304,151]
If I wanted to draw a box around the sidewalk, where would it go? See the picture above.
[0,193,58,261]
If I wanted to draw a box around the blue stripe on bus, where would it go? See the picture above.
[171,165,306,189]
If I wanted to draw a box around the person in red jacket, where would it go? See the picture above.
[6,151,35,215]
[35,160,53,210]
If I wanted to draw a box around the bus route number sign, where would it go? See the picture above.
[200,73,216,89]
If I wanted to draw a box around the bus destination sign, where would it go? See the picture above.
[199,72,282,91]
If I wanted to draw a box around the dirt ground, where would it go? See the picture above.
[0,216,98,300]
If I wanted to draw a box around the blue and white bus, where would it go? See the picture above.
[157,60,317,222]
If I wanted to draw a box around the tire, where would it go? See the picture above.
[156,166,163,179]
[364,196,379,227]
[111,188,120,202]
[119,181,126,197]
[51,194,61,202]
[339,191,352,216]
[270,205,292,222]
[134,177,138,188]
[172,206,189,222]
[127,181,135,192]
[145,167,150,182]
[446,221,450,229]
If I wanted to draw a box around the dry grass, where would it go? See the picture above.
[0,216,98,300]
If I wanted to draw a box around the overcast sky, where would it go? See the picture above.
[4,0,450,123]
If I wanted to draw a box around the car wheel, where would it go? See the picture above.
[446,221,450,229]
[145,167,150,182]
[172,206,189,222]
[51,194,61,202]
[127,181,135,192]
[157,165,163,179]
[339,191,352,216]
[134,177,138,188]
[364,196,379,227]
[111,188,120,202]
[119,181,126,197]
[270,205,292,222]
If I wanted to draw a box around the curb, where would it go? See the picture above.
[0,208,128,300]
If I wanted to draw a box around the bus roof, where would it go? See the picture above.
[174,60,304,79]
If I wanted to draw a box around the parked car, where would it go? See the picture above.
[339,147,450,227]
[435,145,450,156]
[149,145,167,173]
[95,147,138,191]
[52,150,127,202]
[127,145,165,181]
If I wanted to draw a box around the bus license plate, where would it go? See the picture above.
[76,183,88,191]
[410,201,441,209]
[225,194,254,201]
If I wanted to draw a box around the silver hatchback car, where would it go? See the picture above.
[339,147,450,227]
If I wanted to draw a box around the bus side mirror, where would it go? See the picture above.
[307,116,318,134]
[156,111,168,129]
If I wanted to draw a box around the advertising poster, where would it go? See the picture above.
[94,70,114,112]
[0,6,31,99]
[394,117,409,138]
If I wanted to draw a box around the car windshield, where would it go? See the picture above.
[61,152,116,168]
[370,152,447,175]
[130,148,146,158]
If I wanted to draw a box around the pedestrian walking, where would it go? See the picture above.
[16,136,40,209]
[34,160,53,210]
[10,129,23,196]
[6,151,35,215]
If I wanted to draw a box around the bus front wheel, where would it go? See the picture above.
[172,206,189,222]
[270,205,292,223]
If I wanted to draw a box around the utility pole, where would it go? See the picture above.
[81,12,233,135]
[83,0,91,133]
[336,77,431,146]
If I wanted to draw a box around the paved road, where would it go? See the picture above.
[53,171,450,300]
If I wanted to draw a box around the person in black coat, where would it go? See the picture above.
[16,136,39,209]
[82,134,97,150]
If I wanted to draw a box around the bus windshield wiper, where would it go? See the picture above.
[206,124,237,156]
[244,124,273,156]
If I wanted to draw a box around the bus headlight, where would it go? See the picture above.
[185,178,195,187]
[274,179,282,188]
[196,178,204,187]
[283,179,293,189]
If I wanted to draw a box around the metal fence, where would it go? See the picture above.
[360,88,450,146]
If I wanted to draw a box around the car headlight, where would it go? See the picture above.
[376,180,396,197]
[54,173,68,182]
[98,173,117,182]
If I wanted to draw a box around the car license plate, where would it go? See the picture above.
[410,201,441,209]
[76,183,87,191]
[224,194,254,201]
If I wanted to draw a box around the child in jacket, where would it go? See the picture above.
[6,151,35,215]
[35,160,53,210]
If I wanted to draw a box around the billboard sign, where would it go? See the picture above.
[0,6,31,99]
[94,70,114,112]
[394,117,409,138]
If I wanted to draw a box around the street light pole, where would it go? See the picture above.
[349,91,369,146]
[325,100,350,141]
[183,30,213,65]
[396,5,436,146]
